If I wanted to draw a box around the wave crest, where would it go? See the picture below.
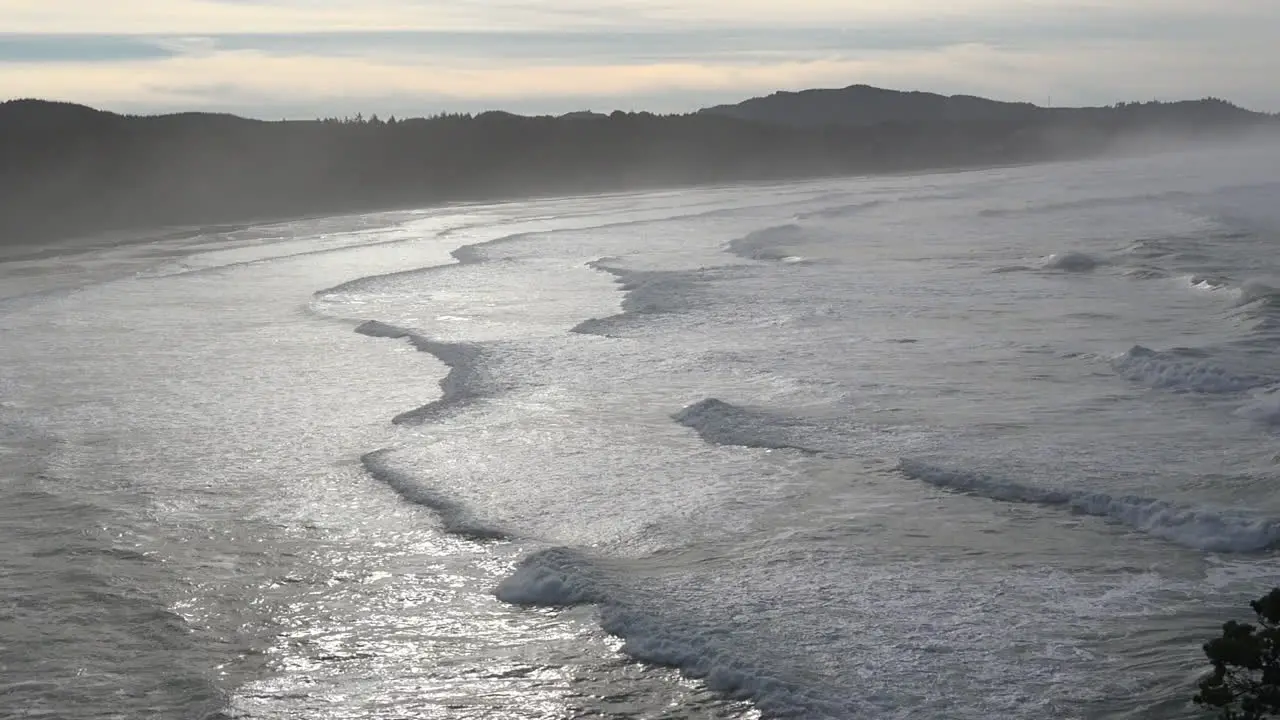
[727,224,809,262]
[494,547,606,606]
[673,398,823,454]
[1234,391,1280,426]
[898,459,1280,553]
[361,450,508,541]
[354,320,497,423]
[1111,345,1272,394]
[495,547,846,717]
[1235,280,1280,307]
[571,263,737,337]
[794,200,886,221]
[1042,251,1100,272]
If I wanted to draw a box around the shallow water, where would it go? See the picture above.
[3,144,1280,719]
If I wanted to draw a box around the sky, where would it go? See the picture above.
[1,0,1276,119]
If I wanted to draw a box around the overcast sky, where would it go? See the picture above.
[2,0,1276,118]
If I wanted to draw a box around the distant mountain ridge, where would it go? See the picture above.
[698,83,1266,127]
[2,85,1275,249]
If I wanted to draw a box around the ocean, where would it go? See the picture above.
[2,142,1279,719]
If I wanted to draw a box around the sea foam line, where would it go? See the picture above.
[354,320,496,424]
[673,398,825,454]
[898,459,1280,553]
[495,547,849,718]
[1110,345,1274,394]
[361,449,509,540]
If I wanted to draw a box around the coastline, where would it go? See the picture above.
[7,123,1269,265]
[0,154,1059,264]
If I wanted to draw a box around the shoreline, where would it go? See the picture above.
[6,127,1262,264]
[0,155,1058,264]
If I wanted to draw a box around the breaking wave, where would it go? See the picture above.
[1110,345,1273,394]
[571,261,740,337]
[316,231,533,298]
[727,224,810,262]
[898,459,1280,553]
[569,265,687,336]
[1042,251,1100,272]
[495,548,846,718]
[1188,274,1231,291]
[494,547,607,606]
[354,320,497,424]
[793,200,886,221]
[673,398,824,454]
[993,252,1102,274]
[1234,390,1280,426]
[361,449,508,541]
[1122,267,1169,280]
[978,191,1192,218]
[1233,280,1280,308]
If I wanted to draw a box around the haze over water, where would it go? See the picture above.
[3,143,1280,719]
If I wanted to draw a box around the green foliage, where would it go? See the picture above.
[1196,589,1280,719]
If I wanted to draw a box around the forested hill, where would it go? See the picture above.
[1,93,1275,247]
[699,84,1268,128]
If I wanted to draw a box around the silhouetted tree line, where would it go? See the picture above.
[1196,589,1280,719]
[0,97,1274,246]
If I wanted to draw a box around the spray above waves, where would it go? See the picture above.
[354,320,498,424]
[673,398,826,454]
[898,459,1280,553]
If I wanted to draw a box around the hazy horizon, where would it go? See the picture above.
[2,0,1277,119]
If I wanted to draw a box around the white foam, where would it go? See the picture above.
[1234,279,1280,307]
[1123,267,1168,280]
[494,547,604,606]
[495,547,847,718]
[899,459,1280,553]
[354,320,498,423]
[1042,251,1100,272]
[727,224,809,262]
[598,607,843,718]
[360,450,509,541]
[1234,390,1280,425]
[673,398,823,454]
[1187,274,1229,291]
[1110,345,1270,394]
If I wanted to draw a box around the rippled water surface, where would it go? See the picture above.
[3,144,1280,719]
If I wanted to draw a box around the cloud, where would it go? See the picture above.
[0,0,1276,116]
[0,34,179,63]
[0,0,656,32]
[0,50,869,104]
[5,0,1276,33]
[2,36,1274,118]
